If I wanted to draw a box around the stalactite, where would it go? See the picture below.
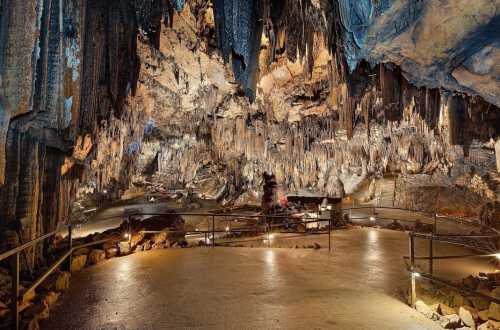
[213,0,265,101]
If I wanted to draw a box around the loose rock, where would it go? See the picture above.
[152,231,167,244]
[71,255,87,272]
[488,302,500,321]
[42,291,60,307]
[55,272,70,292]
[440,314,462,329]
[459,306,476,328]
[73,247,90,256]
[416,300,440,321]
[23,302,49,321]
[440,304,457,316]
[105,246,118,258]
[130,233,145,249]
[88,249,106,265]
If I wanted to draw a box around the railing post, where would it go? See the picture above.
[267,216,270,248]
[212,215,215,248]
[11,251,19,330]
[67,224,73,273]
[429,235,433,275]
[328,218,331,252]
[433,213,437,235]
[409,233,416,308]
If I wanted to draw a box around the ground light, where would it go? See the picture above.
[495,253,500,260]
[124,233,130,239]
[225,226,230,232]
[369,216,376,221]
[413,272,421,278]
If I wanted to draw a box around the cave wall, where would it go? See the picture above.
[131,2,499,209]
[0,0,173,257]
[0,0,498,249]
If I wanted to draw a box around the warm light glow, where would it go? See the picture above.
[369,216,376,221]
[326,205,332,210]
[495,253,500,260]
[269,234,275,240]
[124,233,130,239]
[225,226,230,232]
[413,272,421,277]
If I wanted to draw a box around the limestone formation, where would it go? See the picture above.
[0,1,497,327]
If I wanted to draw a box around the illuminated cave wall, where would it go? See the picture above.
[0,0,499,252]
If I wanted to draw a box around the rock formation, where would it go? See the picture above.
[0,0,498,255]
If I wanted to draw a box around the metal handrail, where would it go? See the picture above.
[407,228,500,309]
[0,231,58,262]
[0,205,494,329]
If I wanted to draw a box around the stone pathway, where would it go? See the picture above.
[43,228,496,330]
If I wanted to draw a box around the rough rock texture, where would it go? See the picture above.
[0,1,498,268]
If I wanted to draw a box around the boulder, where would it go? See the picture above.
[22,318,40,330]
[23,302,49,321]
[459,306,476,328]
[440,314,462,329]
[105,247,118,258]
[491,287,500,299]
[463,275,479,290]
[152,242,165,250]
[488,302,500,321]
[152,231,167,244]
[440,304,457,316]
[130,233,145,249]
[88,249,106,265]
[55,272,70,291]
[70,255,87,272]
[430,303,440,313]
[452,291,472,308]
[73,247,90,256]
[471,296,490,311]
[314,242,321,249]
[42,291,59,307]
[478,310,489,322]
[478,320,500,330]
[416,300,440,321]
[102,242,116,250]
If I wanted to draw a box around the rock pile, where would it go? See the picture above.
[0,268,70,330]
[412,273,500,329]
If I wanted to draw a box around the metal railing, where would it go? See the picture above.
[126,212,338,250]
[0,225,113,330]
[0,205,493,329]
[407,230,500,309]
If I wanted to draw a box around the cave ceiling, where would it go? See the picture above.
[0,0,498,239]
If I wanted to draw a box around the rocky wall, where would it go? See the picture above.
[0,0,498,258]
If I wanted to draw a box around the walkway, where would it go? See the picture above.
[44,228,496,330]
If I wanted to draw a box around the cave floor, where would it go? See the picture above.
[43,228,496,330]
